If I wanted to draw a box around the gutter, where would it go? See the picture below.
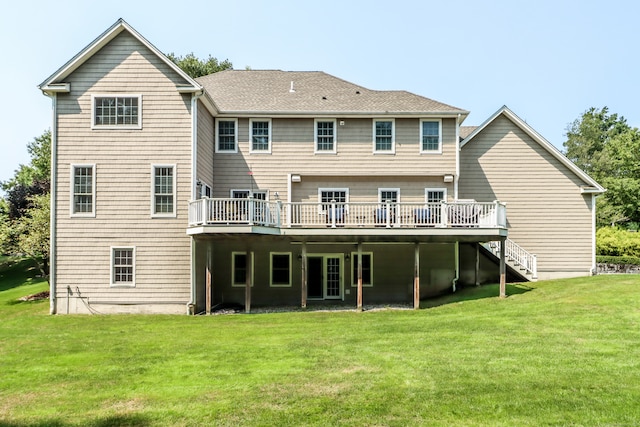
[454,113,460,200]
[187,90,204,315]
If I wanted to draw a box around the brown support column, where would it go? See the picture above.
[245,251,253,313]
[499,239,506,298]
[357,242,363,312]
[475,243,480,286]
[301,243,307,308]
[205,266,212,315]
[414,243,420,309]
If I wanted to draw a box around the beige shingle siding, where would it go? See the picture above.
[196,99,214,187]
[54,31,193,308]
[459,114,593,276]
[212,117,457,200]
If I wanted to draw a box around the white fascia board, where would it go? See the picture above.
[461,105,605,194]
[39,18,202,93]
[214,111,469,119]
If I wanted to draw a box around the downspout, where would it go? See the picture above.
[454,113,460,200]
[452,242,459,292]
[187,90,204,315]
[45,92,58,315]
[591,194,599,275]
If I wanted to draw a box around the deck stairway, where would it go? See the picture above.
[482,239,538,282]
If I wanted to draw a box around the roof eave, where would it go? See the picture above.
[214,110,469,118]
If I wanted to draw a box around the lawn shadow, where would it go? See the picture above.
[0,257,46,294]
[421,282,534,309]
[0,413,151,427]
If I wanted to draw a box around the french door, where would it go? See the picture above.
[307,255,343,300]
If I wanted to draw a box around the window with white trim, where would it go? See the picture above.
[351,252,373,287]
[378,188,399,203]
[250,119,271,153]
[373,120,394,153]
[315,119,336,153]
[111,247,135,287]
[420,120,442,153]
[152,165,176,217]
[426,188,447,224]
[217,119,238,152]
[318,188,348,214]
[232,252,254,287]
[270,252,291,287]
[92,95,141,129]
[71,164,95,216]
[426,188,447,203]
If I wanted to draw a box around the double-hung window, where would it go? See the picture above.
[351,252,373,287]
[152,165,176,217]
[111,247,135,287]
[426,188,447,224]
[250,119,271,153]
[315,119,336,153]
[420,120,442,153]
[217,119,238,152]
[92,94,141,129]
[270,252,291,287]
[71,164,95,217]
[373,120,395,153]
[232,252,254,287]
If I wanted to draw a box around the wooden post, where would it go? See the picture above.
[206,245,212,315]
[499,239,506,298]
[205,266,212,315]
[245,251,252,313]
[475,243,480,286]
[414,243,420,309]
[301,243,307,308]
[357,242,363,312]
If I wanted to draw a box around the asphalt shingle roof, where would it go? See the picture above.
[197,70,468,116]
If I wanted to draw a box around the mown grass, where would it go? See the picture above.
[1,258,639,426]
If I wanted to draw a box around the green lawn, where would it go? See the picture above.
[1,258,639,426]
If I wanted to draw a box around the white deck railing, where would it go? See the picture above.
[189,199,506,229]
[485,238,538,279]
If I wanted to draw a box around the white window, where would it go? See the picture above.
[378,188,400,203]
[351,252,373,287]
[318,188,348,214]
[232,252,254,287]
[270,252,291,287]
[216,119,238,153]
[152,165,176,217]
[70,164,95,217]
[199,181,212,198]
[92,94,141,129]
[111,246,135,287]
[426,188,447,203]
[250,119,271,153]
[315,119,337,153]
[373,119,395,153]
[420,119,442,153]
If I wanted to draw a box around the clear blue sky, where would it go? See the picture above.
[1,0,638,187]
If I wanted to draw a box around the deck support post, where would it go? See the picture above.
[301,242,307,308]
[414,243,420,309]
[357,242,363,312]
[206,244,212,314]
[499,238,506,298]
[475,243,480,286]
[245,250,253,313]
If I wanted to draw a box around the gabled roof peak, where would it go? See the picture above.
[39,18,201,94]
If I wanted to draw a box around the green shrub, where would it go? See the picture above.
[597,255,640,266]
[597,227,640,257]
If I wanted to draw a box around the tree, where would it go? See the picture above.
[167,52,232,78]
[0,130,51,276]
[564,108,640,227]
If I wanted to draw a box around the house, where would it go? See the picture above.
[39,19,604,315]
